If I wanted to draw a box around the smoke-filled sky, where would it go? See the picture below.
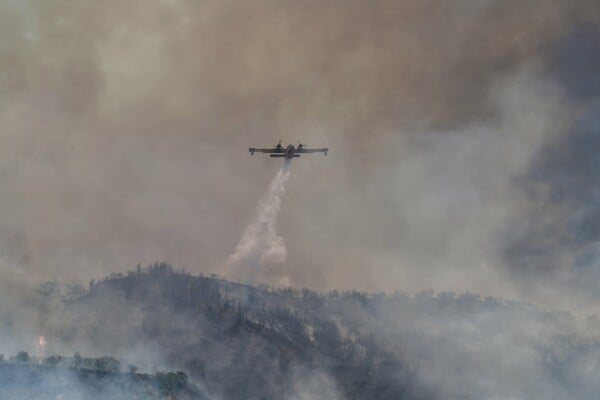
[0,0,599,311]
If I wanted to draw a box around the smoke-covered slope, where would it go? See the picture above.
[35,264,600,400]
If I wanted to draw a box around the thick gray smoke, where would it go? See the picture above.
[0,0,599,323]
[225,159,292,285]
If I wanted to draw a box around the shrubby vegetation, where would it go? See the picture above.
[0,350,200,399]
[4,351,121,372]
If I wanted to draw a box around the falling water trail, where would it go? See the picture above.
[225,159,292,283]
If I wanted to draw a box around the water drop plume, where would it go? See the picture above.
[224,159,292,284]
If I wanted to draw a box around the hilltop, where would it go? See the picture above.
[32,263,600,400]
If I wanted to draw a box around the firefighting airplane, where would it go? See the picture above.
[249,141,328,159]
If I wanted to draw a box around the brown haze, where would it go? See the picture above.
[0,1,599,310]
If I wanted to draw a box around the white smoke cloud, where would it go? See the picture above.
[287,367,342,400]
[224,159,292,285]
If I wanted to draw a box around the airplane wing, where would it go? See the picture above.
[297,147,328,155]
[249,147,284,155]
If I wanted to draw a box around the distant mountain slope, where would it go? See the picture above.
[35,263,600,400]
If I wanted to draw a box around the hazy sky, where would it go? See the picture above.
[0,0,599,311]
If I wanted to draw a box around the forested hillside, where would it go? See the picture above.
[33,263,600,400]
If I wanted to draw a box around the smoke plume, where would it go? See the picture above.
[225,159,292,285]
[0,0,598,311]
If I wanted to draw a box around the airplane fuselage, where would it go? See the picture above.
[281,145,300,159]
[249,142,328,159]
[267,145,301,159]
